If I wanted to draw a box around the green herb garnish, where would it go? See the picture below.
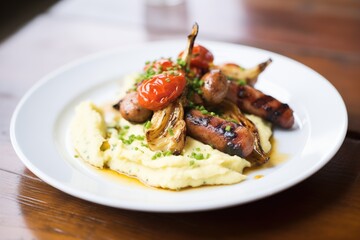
[190,152,205,160]
[144,120,152,129]
[177,58,186,67]
[163,150,173,156]
[152,152,162,160]
[120,134,145,145]
[151,150,173,160]
[168,128,174,136]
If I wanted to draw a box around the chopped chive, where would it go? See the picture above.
[168,128,174,136]
[177,58,186,67]
[120,134,145,145]
[163,150,172,156]
[200,109,208,114]
[144,120,152,129]
[190,152,205,160]
[151,151,163,160]
[227,118,238,123]
[141,142,149,148]
[236,79,246,86]
[225,125,231,131]
[188,101,194,107]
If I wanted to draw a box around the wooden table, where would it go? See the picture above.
[1,0,359,239]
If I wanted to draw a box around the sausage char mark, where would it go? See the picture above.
[226,82,294,129]
[185,109,254,158]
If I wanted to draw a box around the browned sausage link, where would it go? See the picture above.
[219,100,269,166]
[226,82,294,128]
[200,69,228,105]
[185,109,254,158]
[113,91,152,123]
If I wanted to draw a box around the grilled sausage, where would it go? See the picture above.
[226,82,294,128]
[185,109,254,158]
[219,100,269,165]
[200,69,228,105]
[114,92,152,123]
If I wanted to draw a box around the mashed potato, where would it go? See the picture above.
[70,101,272,190]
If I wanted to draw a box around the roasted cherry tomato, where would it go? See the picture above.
[178,44,214,70]
[144,58,178,73]
[137,71,186,111]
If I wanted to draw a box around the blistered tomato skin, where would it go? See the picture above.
[144,58,177,73]
[137,72,186,111]
[178,44,214,70]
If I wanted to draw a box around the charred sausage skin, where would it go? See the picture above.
[226,82,294,129]
[185,109,254,158]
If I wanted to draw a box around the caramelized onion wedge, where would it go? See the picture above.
[145,99,186,155]
[218,59,272,86]
[219,100,270,166]
[181,22,199,69]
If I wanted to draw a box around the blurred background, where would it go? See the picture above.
[0,0,359,131]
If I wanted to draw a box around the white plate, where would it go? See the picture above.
[10,40,347,212]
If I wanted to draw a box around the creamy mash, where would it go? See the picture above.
[70,101,272,190]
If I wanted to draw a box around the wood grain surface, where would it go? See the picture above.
[1,0,359,239]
